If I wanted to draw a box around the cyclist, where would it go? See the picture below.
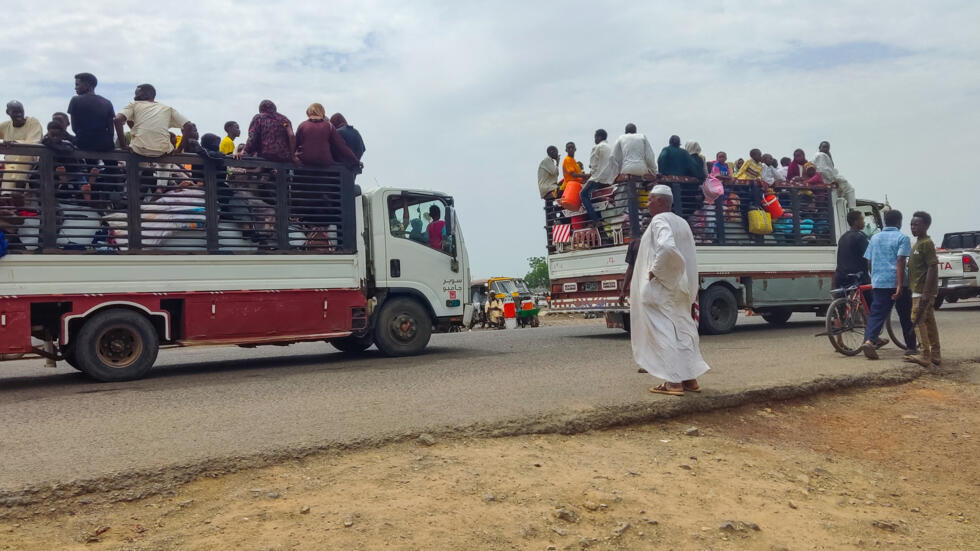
[834,210,870,289]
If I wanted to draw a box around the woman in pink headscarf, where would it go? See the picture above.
[785,148,808,182]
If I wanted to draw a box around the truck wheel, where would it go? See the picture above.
[331,332,374,354]
[374,297,432,356]
[623,315,631,334]
[933,296,944,310]
[73,309,159,382]
[699,285,738,335]
[760,308,792,327]
[60,344,83,371]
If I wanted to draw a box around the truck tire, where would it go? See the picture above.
[73,309,159,382]
[933,295,944,310]
[760,308,792,327]
[373,297,432,356]
[331,332,374,354]
[60,344,83,371]
[699,285,738,335]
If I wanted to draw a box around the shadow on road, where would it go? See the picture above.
[0,345,489,396]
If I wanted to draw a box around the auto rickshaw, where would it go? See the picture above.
[512,278,541,328]
[468,277,539,329]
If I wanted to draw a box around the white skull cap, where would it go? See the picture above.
[650,184,673,198]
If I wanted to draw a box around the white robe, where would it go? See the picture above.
[813,151,855,209]
[630,212,710,382]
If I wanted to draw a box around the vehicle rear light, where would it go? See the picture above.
[964,255,979,272]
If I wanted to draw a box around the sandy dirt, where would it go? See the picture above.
[1,371,977,551]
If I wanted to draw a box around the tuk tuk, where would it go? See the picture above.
[513,278,541,327]
[468,277,539,329]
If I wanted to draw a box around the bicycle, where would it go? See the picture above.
[824,272,907,356]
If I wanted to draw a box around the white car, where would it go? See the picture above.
[936,231,980,308]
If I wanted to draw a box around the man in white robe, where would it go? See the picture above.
[813,140,855,209]
[625,185,710,395]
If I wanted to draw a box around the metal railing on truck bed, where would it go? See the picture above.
[544,175,835,252]
[0,143,357,255]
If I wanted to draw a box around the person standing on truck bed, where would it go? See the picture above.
[295,103,358,169]
[0,100,44,191]
[329,113,365,176]
[860,209,911,360]
[628,184,710,396]
[114,84,195,157]
[905,211,942,367]
[813,141,855,209]
[242,100,296,164]
[68,73,115,156]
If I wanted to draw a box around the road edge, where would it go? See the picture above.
[0,361,933,511]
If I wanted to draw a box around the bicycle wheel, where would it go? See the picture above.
[826,297,866,356]
[885,309,908,350]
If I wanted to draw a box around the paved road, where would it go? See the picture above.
[1,302,978,495]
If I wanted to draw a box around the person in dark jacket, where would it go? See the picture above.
[329,113,365,172]
[657,135,698,177]
[296,104,358,169]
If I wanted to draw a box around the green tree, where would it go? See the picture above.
[524,256,549,291]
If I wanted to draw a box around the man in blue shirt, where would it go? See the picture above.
[860,209,911,359]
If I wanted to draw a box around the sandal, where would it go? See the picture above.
[682,380,702,393]
[649,383,684,396]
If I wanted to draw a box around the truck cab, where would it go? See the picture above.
[367,188,471,334]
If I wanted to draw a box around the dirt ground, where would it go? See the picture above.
[2,370,977,551]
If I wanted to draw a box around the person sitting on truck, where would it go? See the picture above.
[709,151,731,179]
[610,123,658,179]
[657,135,698,178]
[68,73,115,155]
[813,140,855,209]
[329,113,365,161]
[113,84,195,158]
[426,204,446,251]
[220,121,239,155]
[241,100,296,164]
[785,148,808,182]
[684,141,707,180]
[295,103,358,169]
[580,129,614,225]
[52,112,75,143]
[777,156,790,181]
[734,149,764,181]
[558,141,587,211]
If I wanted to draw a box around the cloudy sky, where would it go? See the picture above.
[4,0,979,278]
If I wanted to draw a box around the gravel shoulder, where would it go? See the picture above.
[2,365,976,551]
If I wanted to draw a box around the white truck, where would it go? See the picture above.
[545,176,887,334]
[0,143,472,380]
[935,231,980,308]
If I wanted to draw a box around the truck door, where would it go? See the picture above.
[381,192,465,319]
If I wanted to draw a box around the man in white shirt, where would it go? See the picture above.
[813,141,855,209]
[610,123,658,177]
[114,84,194,157]
[776,156,790,181]
[0,101,44,190]
[537,145,560,200]
[581,129,614,224]
[760,153,783,187]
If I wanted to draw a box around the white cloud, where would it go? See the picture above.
[3,0,979,277]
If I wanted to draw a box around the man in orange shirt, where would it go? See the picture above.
[560,141,588,211]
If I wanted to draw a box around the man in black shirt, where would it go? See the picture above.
[834,210,869,288]
[67,73,116,153]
